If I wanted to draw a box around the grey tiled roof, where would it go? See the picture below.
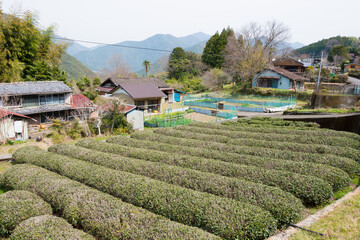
[108,77,169,88]
[11,104,72,115]
[0,81,72,96]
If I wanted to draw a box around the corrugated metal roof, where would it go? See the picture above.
[99,102,136,114]
[105,77,169,88]
[71,94,94,108]
[0,109,30,119]
[120,83,167,100]
[11,104,72,115]
[0,81,72,96]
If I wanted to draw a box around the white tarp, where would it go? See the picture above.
[14,121,23,133]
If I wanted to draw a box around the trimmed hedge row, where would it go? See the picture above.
[216,121,360,141]
[236,118,320,128]
[78,139,333,206]
[127,132,351,191]
[10,215,95,240]
[175,125,360,160]
[0,190,52,237]
[49,144,305,226]
[13,147,277,239]
[153,127,360,175]
[192,123,360,150]
[0,164,220,240]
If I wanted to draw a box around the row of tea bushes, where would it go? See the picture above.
[0,164,220,240]
[49,144,305,226]
[10,215,95,240]
[175,126,360,160]
[78,139,333,205]
[235,117,321,128]
[153,128,359,175]
[13,147,277,240]
[193,121,360,141]
[127,132,351,191]
[0,190,52,237]
[189,124,360,150]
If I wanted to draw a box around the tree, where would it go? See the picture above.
[327,45,348,65]
[0,9,67,83]
[223,21,290,90]
[102,53,133,78]
[201,68,230,90]
[143,60,151,77]
[167,47,205,80]
[202,27,232,68]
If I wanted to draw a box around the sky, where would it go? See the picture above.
[2,0,360,48]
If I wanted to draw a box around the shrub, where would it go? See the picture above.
[10,215,95,240]
[78,139,333,206]
[0,164,220,240]
[128,132,351,191]
[0,190,52,237]
[154,127,360,174]
[175,125,360,160]
[13,147,276,239]
[217,121,360,141]
[237,117,320,128]
[49,144,305,226]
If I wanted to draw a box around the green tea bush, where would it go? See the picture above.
[49,144,305,226]
[10,215,95,240]
[0,190,52,237]
[216,121,360,141]
[154,128,359,175]
[237,117,320,128]
[13,147,276,240]
[0,164,220,240]
[78,139,333,206]
[128,132,351,191]
[175,125,360,160]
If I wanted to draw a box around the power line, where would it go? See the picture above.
[52,36,173,53]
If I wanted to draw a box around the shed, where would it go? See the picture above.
[0,109,30,142]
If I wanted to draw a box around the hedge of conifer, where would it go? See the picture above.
[13,147,277,239]
[49,144,305,226]
[0,190,52,237]
[10,215,95,240]
[126,132,351,191]
[78,139,333,205]
[0,164,221,240]
[153,128,359,175]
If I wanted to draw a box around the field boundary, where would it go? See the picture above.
[0,154,12,162]
[267,186,360,240]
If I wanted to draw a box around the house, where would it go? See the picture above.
[97,77,172,113]
[98,102,144,130]
[0,109,30,142]
[344,63,360,73]
[69,94,96,120]
[273,58,306,73]
[253,67,307,91]
[0,81,73,125]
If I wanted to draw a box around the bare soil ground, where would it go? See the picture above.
[185,112,219,122]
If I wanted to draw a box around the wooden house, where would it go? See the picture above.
[273,58,306,73]
[253,67,307,91]
[344,63,360,73]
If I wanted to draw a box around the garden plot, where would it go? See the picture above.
[0,119,359,239]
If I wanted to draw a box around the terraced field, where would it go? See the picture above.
[0,118,359,239]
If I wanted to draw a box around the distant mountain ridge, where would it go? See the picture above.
[71,32,211,73]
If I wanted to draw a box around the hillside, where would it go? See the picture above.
[73,32,211,73]
[295,36,360,56]
[59,53,97,80]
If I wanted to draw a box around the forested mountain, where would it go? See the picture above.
[59,53,97,80]
[73,32,211,73]
[295,36,360,56]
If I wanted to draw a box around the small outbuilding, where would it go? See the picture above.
[0,109,30,142]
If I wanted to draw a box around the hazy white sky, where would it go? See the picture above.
[2,0,359,47]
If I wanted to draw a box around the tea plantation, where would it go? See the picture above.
[1,118,359,239]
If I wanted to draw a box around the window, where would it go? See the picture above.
[148,100,158,106]
[2,96,22,107]
[39,94,65,106]
[23,95,39,107]
[59,94,65,103]
[53,94,59,104]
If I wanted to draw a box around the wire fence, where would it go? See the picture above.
[189,107,237,119]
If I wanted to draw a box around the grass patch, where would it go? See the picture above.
[285,107,358,114]
[290,188,360,240]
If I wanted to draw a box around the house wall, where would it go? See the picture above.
[253,70,290,90]
[111,89,135,105]
[0,117,28,142]
[126,110,144,130]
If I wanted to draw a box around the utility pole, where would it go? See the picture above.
[313,51,323,108]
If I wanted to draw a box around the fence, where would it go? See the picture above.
[189,107,237,119]
[144,112,191,128]
[183,101,265,113]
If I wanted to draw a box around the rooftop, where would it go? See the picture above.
[273,58,304,67]
[0,109,29,119]
[269,67,307,81]
[0,81,72,96]
[10,104,72,115]
[120,83,167,99]
[103,77,169,89]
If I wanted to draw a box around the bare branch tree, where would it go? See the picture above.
[101,53,134,79]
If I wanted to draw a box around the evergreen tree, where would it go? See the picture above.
[201,27,232,68]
